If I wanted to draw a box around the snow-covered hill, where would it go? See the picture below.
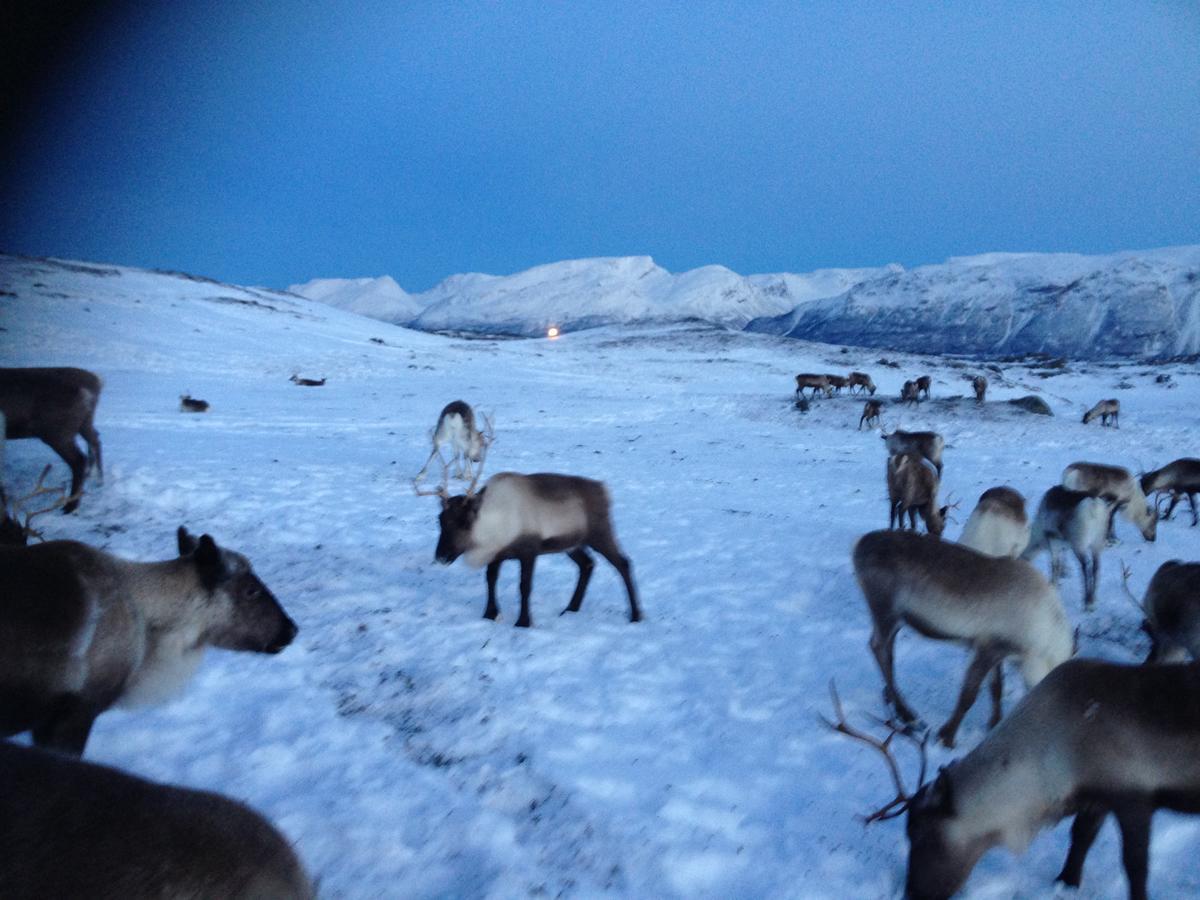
[747,245,1200,360]
[287,274,425,323]
[4,252,1200,899]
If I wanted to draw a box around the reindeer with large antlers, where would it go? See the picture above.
[414,400,494,491]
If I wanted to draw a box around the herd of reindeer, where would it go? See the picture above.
[0,360,1198,898]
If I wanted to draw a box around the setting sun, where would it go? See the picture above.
[546,326,560,339]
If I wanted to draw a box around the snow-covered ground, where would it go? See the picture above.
[3,254,1200,898]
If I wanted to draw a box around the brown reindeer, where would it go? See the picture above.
[832,658,1200,900]
[972,375,987,404]
[853,529,1072,748]
[825,374,849,394]
[0,367,103,513]
[882,429,944,475]
[915,375,932,400]
[1082,398,1119,427]
[414,400,494,489]
[859,399,883,430]
[848,371,876,395]
[0,528,298,755]
[900,380,920,406]
[794,373,833,400]
[0,741,313,899]
[958,486,1029,558]
[886,452,948,537]
[1063,462,1156,542]
[1023,486,1116,610]
[1140,458,1200,526]
[179,394,210,412]
[289,374,326,386]
[1135,560,1200,662]
[422,471,640,628]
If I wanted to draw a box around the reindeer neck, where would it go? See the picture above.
[120,557,206,629]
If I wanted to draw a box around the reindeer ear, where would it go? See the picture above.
[192,534,224,592]
[177,526,197,556]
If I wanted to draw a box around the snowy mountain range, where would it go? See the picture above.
[291,245,1200,358]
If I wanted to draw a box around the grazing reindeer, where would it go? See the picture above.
[0,527,298,755]
[886,453,948,537]
[882,429,944,476]
[848,371,876,395]
[1063,462,1156,542]
[794,373,833,400]
[421,471,640,628]
[414,400,494,488]
[900,379,920,406]
[0,367,103,513]
[179,393,210,412]
[825,374,849,394]
[958,486,1029,558]
[1023,486,1115,610]
[915,375,932,400]
[1082,398,1119,427]
[1140,458,1200,526]
[289,374,325,386]
[1135,560,1200,662]
[854,529,1072,748]
[830,658,1200,900]
[971,375,987,404]
[859,399,883,430]
[0,741,313,899]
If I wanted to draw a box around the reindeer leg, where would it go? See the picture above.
[562,547,595,614]
[80,422,103,483]
[1075,549,1094,610]
[1056,807,1108,888]
[415,447,442,482]
[937,644,1004,748]
[590,532,641,622]
[32,695,98,756]
[1113,800,1152,900]
[483,560,502,620]
[869,621,920,726]
[987,663,1004,729]
[47,437,87,514]
[515,553,537,628]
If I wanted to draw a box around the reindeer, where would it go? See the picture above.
[859,399,883,430]
[829,658,1200,900]
[419,469,640,628]
[289,374,325,386]
[179,394,210,412]
[915,375,932,400]
[1133,560,1200,662]
[854,530,1073,748]
[825,374,849,394]
[0,741,313,899]
[900,380,920,406]
[794,374,833,400]
[971,375,987,404]
[0,527,298,755]
[958,486,1029,558]
[0,367,102,513]
[1063,462,1156,543]
[1023,485,1116,610]
[887,452,949,537]
[882,429,944,476]
[848,371,876,395]
[1140,458,1200,526]
[1082,398,1119,427]
[414,400,494,488]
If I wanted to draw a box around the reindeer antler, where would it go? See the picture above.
[4,465,80,542]
[413,455,451,499]
[1118,560,1147,615]
[820,680,928,823]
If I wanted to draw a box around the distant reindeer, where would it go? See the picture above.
[900,380,920,406]
[958,486,1029,558]
[0,741,313,899]
[859,399,883,430]
[972,375,987,404]
[794,373,833,400]
[1063,462,1156,543]
[915,375,932,400]
[829,658,1200,900]
[886,452,949,537]
[825,374,849,394]
[1125,560,1200,663]
[0,527,298,755]
[848,371,876,395]
[414,400,494,489]
[1023,485,1116,609]
[1082,398,1119,427]
[179,393,210,412]
[420,471,640,628]
[0,367,103,513]
[289,374,325,387]
[1140,458,1200,526]
[853,529,1072,748]
[882,429,944,476]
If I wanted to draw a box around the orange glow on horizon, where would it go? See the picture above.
[547,326,560,339]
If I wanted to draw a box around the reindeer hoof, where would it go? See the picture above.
[514,617,531,628]
[937,728,957,749]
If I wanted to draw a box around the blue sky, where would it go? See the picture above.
[2,1,1197,291]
